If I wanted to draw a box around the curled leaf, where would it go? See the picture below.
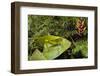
[30,35,71,60]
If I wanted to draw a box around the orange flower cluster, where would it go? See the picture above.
[76,19,86,35]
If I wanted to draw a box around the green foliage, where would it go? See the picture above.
[28,15,88,60]
[29,35,71,60]
[29,49,46,60]
[72,40,88,58]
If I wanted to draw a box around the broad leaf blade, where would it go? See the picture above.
[29,49,46,60]
[43,36,71,59]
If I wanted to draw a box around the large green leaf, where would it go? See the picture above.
[30,35,71,60]
[43,37,71,59]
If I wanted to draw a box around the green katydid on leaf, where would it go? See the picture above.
[29,35,71,60]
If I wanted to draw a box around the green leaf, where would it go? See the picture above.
[29,49,46,60]
[43,37,71,59]
[30,35,71,60]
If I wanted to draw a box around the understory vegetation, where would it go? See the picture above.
[28,15,88,60]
